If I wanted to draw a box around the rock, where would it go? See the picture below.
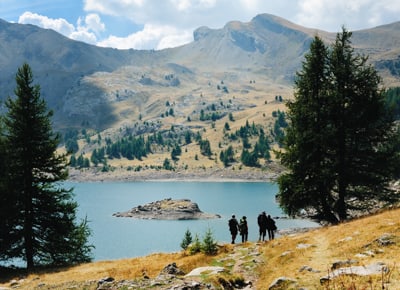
[9,280,19,287]
[97,276,115,289]
[296,243,314,249]
[331,259,358,270]
[185,266,225,277]
[159,262,185,276]
[113,198,221,220]
[320,262,388,283]
[299,265,320,273]
[375,233,395,246]
[268,277,297,289]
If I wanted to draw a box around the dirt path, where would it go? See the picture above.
[308,229,333,273]
[227,242,263,289]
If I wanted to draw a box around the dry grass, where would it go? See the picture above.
[0,249,221,289]
[1,209,400,289]
[257,208,400,289]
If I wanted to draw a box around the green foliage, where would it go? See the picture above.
[106,135,149,160]
[385,87,400,119]
[0,63,93,268]
[220,145,235,167]
[271,110,287,146]
[199,139,212,157]
[224,122,230,131]
[185,229,218,256]
[163,158,174,170]
[171,144,182,161]
[199,109,224,121]
[277,29,400,223]
[64,130,79,153]
[201,228,218,255]
[180,229,193,250]
[188,234,202,255]
[74,154,90,168]
[91,148,106,166]
[184,130,192,144]
[241,149,259,167]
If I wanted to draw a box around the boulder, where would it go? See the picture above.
[320,262,388,283]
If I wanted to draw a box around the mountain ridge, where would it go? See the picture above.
[0,14,399,132]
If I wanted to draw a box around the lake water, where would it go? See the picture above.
[69,181,319,261]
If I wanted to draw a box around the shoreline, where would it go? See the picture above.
[67,167,280,183]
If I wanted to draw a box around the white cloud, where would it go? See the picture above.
[69,29,97,44]
[16,1,400,50]
[82,13,105,35]
[18,11,105,45]
[97,24,192,50]
[295,0,400,32]
[18,11,75,36]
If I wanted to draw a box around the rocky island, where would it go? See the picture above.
[113,198,221,220]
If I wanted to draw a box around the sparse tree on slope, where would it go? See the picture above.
[277,29,400,223]
[1,63,93,268]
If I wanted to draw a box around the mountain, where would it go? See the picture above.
[0,14,399,133]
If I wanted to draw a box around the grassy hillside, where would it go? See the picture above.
[1,207,399,289]
[62,70,291,179]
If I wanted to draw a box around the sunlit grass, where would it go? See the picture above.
[1,208,400,289]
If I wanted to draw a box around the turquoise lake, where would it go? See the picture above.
[70,181,319,261]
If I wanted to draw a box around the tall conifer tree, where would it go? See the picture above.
[2,63,92,268]
[278,29,400,223]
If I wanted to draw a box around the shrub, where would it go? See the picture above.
[188,234,202,255]
[202,228,218,255]
[180,229,192,250]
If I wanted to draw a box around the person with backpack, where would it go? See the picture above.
[257,211,268,241]
[239,216,248,243]
[228,214,239,244]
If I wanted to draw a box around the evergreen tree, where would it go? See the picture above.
[328,28,400,220]
[277,29,400,223]
[184,130,192,144]
[277,35,336,221]
[199,139,212,157]
[171,144,182,161]
[201,228,218,255]
[220,145,235,167]
[180,229,192,250]
[0,117,17,263]
[1,63,93,268]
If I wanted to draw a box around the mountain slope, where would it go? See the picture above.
[0,14,399,133]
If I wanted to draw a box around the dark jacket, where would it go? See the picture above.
[229,217,239,234]
[258,213,268,230]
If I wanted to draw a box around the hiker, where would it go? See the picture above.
[257,211,268,241]
[266,214,277,240]
[239,216,248,243]
[228,214,240,244]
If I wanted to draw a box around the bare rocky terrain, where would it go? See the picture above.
[113,198,221,220]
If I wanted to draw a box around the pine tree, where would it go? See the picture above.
[0,117,18,262]
[180,229,192,250]
[328,28,400,220]
[201,228,218,255]
[277,35,337,222]
[2,63,93,268]
[277,29,400,223]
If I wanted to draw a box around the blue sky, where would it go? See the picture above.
[1,0,399,50]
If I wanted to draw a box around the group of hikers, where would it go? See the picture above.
[228,211,277,244]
